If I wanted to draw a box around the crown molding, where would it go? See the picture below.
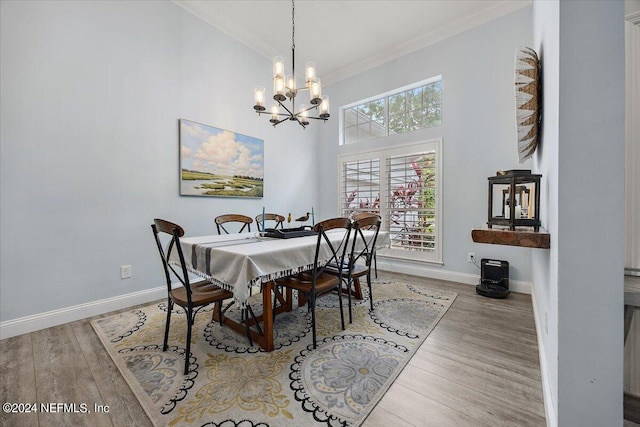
[173,0,285,59]
[173,0,531,86]
[323,1,530,85]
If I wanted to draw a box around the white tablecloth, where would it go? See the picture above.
[170,230,389,306]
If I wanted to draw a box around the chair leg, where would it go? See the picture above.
[367,271,374,311]
[310,292,317,348]
[163,299,173,352]
[243,307,253,347]
[345,277,352,325]
[247,304,263,336]
[272,285,280,321]
[338,279,344,331]
[184,307,193,375]
[373,253,378,279]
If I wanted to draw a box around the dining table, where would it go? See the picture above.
[169,228,389,351]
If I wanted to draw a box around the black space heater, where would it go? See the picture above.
[476,259,509,299]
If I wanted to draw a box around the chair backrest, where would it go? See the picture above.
[350,214,382,268]
[215,214,253,234]
[255,213,285,232]
[151,218,194,301]
[312,217,352,279]
[352,212,381,223]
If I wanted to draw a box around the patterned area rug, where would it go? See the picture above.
[91,280,456,427]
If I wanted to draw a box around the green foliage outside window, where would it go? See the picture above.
[388,154,436,251]
[344,79,441,144]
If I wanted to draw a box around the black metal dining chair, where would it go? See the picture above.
[214,214,253,234]
[352,212,380,278]
[151,218,234,374]
[255,213,285,232]
[275,218,351,347]
[345,214,382,322]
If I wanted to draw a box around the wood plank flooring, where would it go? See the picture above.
[1,272,547,426]
[367,273,545,426]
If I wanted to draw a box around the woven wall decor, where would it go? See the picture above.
[515,47,541,163]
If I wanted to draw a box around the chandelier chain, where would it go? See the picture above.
[291,0,295,51]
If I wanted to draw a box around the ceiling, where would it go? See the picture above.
[174,0,531,85]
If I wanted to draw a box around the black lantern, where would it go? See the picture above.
[487,170,541,231]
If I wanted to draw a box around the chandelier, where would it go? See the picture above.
[253,0,329,128]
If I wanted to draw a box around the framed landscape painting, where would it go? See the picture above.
[179,119,264,198]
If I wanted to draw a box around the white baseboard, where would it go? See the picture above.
[0,261,532,341]
[0,286,167,340]
[376,257,532,294]
[531,289,556,427]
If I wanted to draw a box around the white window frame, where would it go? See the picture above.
[339,75,442,146]
[338,139,443,264]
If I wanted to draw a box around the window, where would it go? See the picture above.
[341,158,380,217]
[342,76,442,145]
[339,140,442,263]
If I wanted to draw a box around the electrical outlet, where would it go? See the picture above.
[120,265,132,279]
[467,252,476,263]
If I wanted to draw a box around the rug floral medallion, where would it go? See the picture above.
[92,280,456,427]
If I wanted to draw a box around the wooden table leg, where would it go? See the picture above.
[285,287,293,311]
[348,277,363,300]
[215,281,295,352]
[298,291,308,307]
[261,281,274,351]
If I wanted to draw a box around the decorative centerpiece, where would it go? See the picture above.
[487,170,541,231]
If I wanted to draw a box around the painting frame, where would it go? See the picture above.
[179,119,264,198]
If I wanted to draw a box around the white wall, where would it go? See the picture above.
[0,0,317,326]
[318,7,534,284]
[532,1,625,426]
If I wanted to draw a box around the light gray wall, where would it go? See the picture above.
[531,2,560,422]
[532,1,625,425]
[0,0,317,323]
[317,7,534,282]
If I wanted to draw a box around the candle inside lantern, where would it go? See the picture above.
[319,96,330,118]
[270,105,279,123]
[299,105,309,125]
[254,86,265,110]
[273,56,284,78]
[285,75,296,98]
[274,77,285,100]
[310,79,322,104]
[305,62,316,84]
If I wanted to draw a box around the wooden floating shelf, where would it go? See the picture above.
[471,227,550,249]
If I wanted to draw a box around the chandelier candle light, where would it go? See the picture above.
[253,0,329,128]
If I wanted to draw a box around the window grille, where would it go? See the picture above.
[387,151,437,252]
[338,140,441,263]
[342,77,442,145]
[341,158,381,218]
